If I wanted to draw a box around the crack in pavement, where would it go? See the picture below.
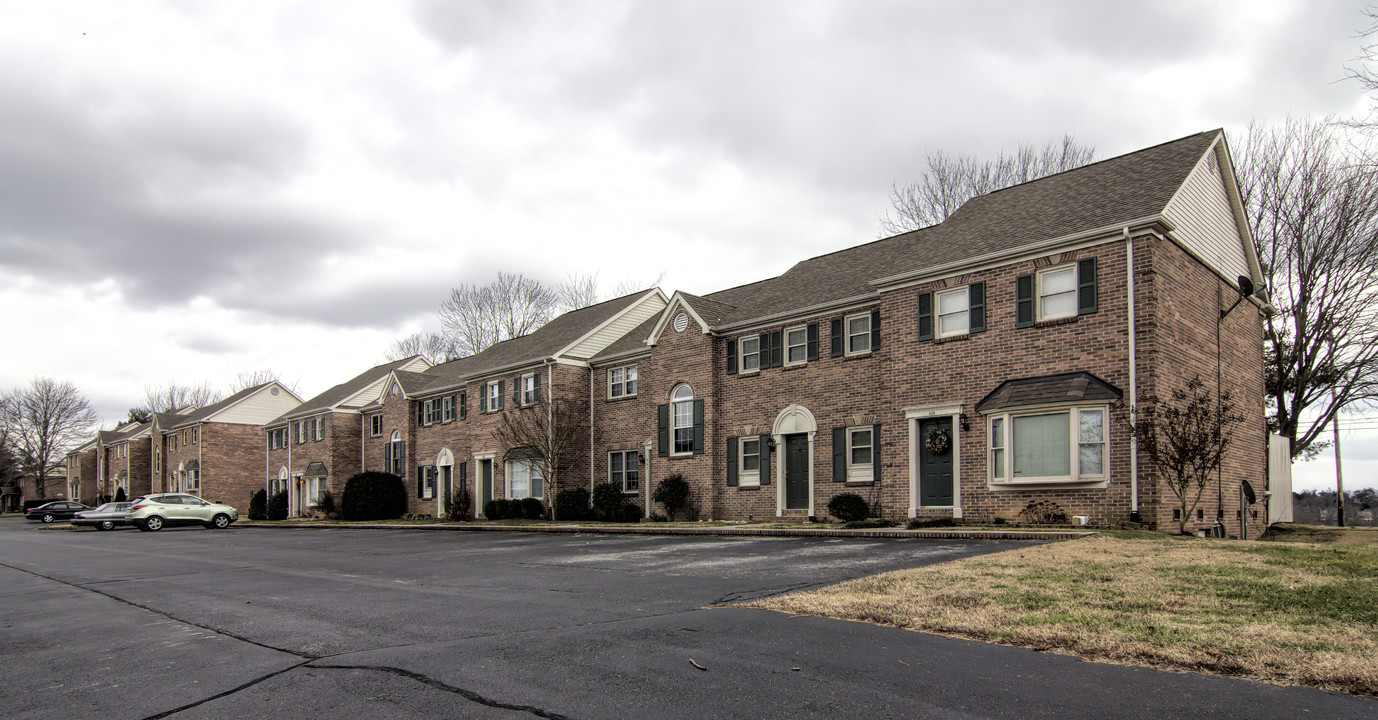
[306,663,581,720]
[140,660,315,720]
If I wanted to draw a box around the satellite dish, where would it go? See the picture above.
[1237,276,1255,296]
[1241,480,1257,505]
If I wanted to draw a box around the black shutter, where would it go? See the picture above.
[830,318,843,357]
[872,423,882,483]
[770,330,782,368]
[726,436,738,486]
[534,372,542,402]
[513,378,520,404]
[417,402,425,425]
[726,339,737,375]
[460,461,467,484]
[657,404,669,457]
[417,466,425,498]
[806,322,819,360]
[399,441,406,474]
[970,282,986,333]
[692,399,705,454]
[832,427,846,482]
[870,309,881,350]
[1078,257,1098,314]
[384,443,392,474]
[759,433,771,485]
[1015,273,1035,328]
[497,381,504,410]
[459,391,467,419]
[917,291,933,341]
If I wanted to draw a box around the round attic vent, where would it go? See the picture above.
[673,313,689,333]
[270,387,280,395]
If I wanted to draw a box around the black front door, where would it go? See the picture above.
[478,459,493,517]
[785,434,809,510]
[919,417,954,506]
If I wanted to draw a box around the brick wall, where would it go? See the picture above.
[200,422,271,509]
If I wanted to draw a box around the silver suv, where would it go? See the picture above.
[127,494,238,532]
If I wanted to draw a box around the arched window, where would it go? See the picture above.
[385,430,406,476]
[671,384,694,455]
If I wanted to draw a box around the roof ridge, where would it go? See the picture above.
[979,129,1219,200]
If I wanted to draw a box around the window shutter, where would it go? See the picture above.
[384,442,392,472]
[917,291,933,341]
[870,309,881,350]
[399,441,406,473]
[417,466,425,499]
[657,404,669,457]
[806,322,819,361]
[830,318,843,357]
[726,339,737,375]
[460,392,467,419]
[497,381,504,410]
[770,331,782,368]
[832,427,846,482]
[759,433,771,485]
[1015,273,1035,328]
[726,436,738,486]
[969,282,986,333]
[1078,257,1098,314]
[460,461,467,485]
[872,423,882,483]
[513,378,520,404]
[417,402,425,425]
[692,399,705,454]
[534,372,541,401]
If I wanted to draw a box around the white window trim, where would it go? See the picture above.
[370,415,382,437]
[846,426,874,481]
[607,365,638,399]
[314,417,324,441]
[485,381,501,412]
[442,395,455,422]
[520,373,537,406]
[608,450,640,494]
[670,385,694,457]
[986,404,1108,486]
[936,286,970,338]
[1036,265,1078,322]
[738,436,761,487]
[739,335,762,373]
[505,459,544,500]
[845,312,872,356]
[783,325,808,367]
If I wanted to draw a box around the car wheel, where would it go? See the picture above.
[208,513,231,529]
[41,513,55,523]
[143,516,164,532]
[99,521,115,531]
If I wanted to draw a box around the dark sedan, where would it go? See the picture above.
[71,502,133,530]
[25,501,91,523]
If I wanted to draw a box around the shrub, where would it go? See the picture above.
[113,487,127,503]
[445,486,472,520]
[652,473,691,520]
[616,503,643,522]
[483,499,503,520]
[907,517,956,529]
[520,497,546,519]
[843,518,894,529]
[554,487,591,521]
[267,491,289,521]
[649,512,668,522]
[248,489,267,520]
[592,482,624,520]
[1018,500,1068,525]
[340,472,407,521]
[827,493,870,522]
[315,490,336,518]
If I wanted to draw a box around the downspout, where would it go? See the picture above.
[264,429,269,500]
[545,359,555,504]
[1125,227,1140,521]
[589,367,596,493]
[197,424,203,500]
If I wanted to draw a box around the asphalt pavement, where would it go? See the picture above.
[1,516,1372,719]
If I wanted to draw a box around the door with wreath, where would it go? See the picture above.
[918,417,954,506]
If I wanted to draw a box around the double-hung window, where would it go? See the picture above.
[314,417,324,441]
[520,374,537,406]
[296,422,306,444]
[609,450,640,493]
[420,465,436,500]
[846,313,872,355]
[507,460,544,499]
[370,415,382,437]
[846,427,873,481]
[671,384,694,455]
[739,336,761,372]
[1037,266,1078,321]
[937,287,969,337]
[485,381,502,412]
[442,395,455,422]
[608,365,637,398]
[987,407,1107,484]
[738,436,761,486]
[784,326,808,366]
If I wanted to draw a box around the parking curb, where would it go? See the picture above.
[235,521,1093,541]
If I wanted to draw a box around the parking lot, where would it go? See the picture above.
[2,518,1372,719]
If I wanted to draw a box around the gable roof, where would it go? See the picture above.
[268,356,427,425]
[165,382,299,430]
[694,130,1224,330]
[975,371,1123,413]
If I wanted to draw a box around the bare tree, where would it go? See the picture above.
[490,396,587,520]
[230,370,300,396]
[386,331,460,364]
[1345,6,1378,131]
[0,377,100,498]
[132,381,222,420]
[1125,377,1246,535]
[612,271,667,299]
[1234,117,1378,460]
[556,272,602,311]
[438,272,559,357]
[880,135,1097,234]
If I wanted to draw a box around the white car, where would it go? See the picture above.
[127,494,238,531]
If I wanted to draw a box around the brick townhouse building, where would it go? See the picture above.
[65,437,100,503]
[93,410,195,502]
[162,382,301,508]
[265,356,431,516]
[262,129,1267,536]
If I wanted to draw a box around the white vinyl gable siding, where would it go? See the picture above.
[399,356,432,373]
[561,293,668,359]
[1162,146,1251,284]
[209,386,302,425]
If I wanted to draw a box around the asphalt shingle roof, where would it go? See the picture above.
[269,356,423,425]
[166,382,276,430]
[975,371,1123,413]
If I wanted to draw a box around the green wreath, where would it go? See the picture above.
[925,427,951,456]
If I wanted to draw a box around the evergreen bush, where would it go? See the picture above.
[520,497,545,519]
[616,502,643,522]
[247,489,267,520]
[554,487,591,521]
[113,487,127,503]
[827,493,870,522]
[483,499,503,520]
[315,490,337,517]
[267,490,289,521]
[340,472,407,521]
[652,474,691,520]
[592,481,624,520]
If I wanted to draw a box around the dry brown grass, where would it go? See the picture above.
[738,534,1378,695]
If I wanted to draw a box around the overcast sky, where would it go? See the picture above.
[2,0,1372,492]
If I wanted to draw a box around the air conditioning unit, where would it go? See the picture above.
[1072,515,1092,526]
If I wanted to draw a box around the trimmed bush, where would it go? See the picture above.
[616,502,643,523]
[907,517,956,529]
[554,487,591,521]
[827,493,870,522]
[267,490,289,521]
[592,482,624,520]
[520,497,546,520]
[843,518,894,529]
[483,499,503,520]
[248,489,267,520]
[340,472,407,521]
[652,473,691,520]
[113,487,127,503]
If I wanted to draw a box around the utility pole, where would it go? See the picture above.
[1333,410,1345,527]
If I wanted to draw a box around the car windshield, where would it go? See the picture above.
[94,504,116,512]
